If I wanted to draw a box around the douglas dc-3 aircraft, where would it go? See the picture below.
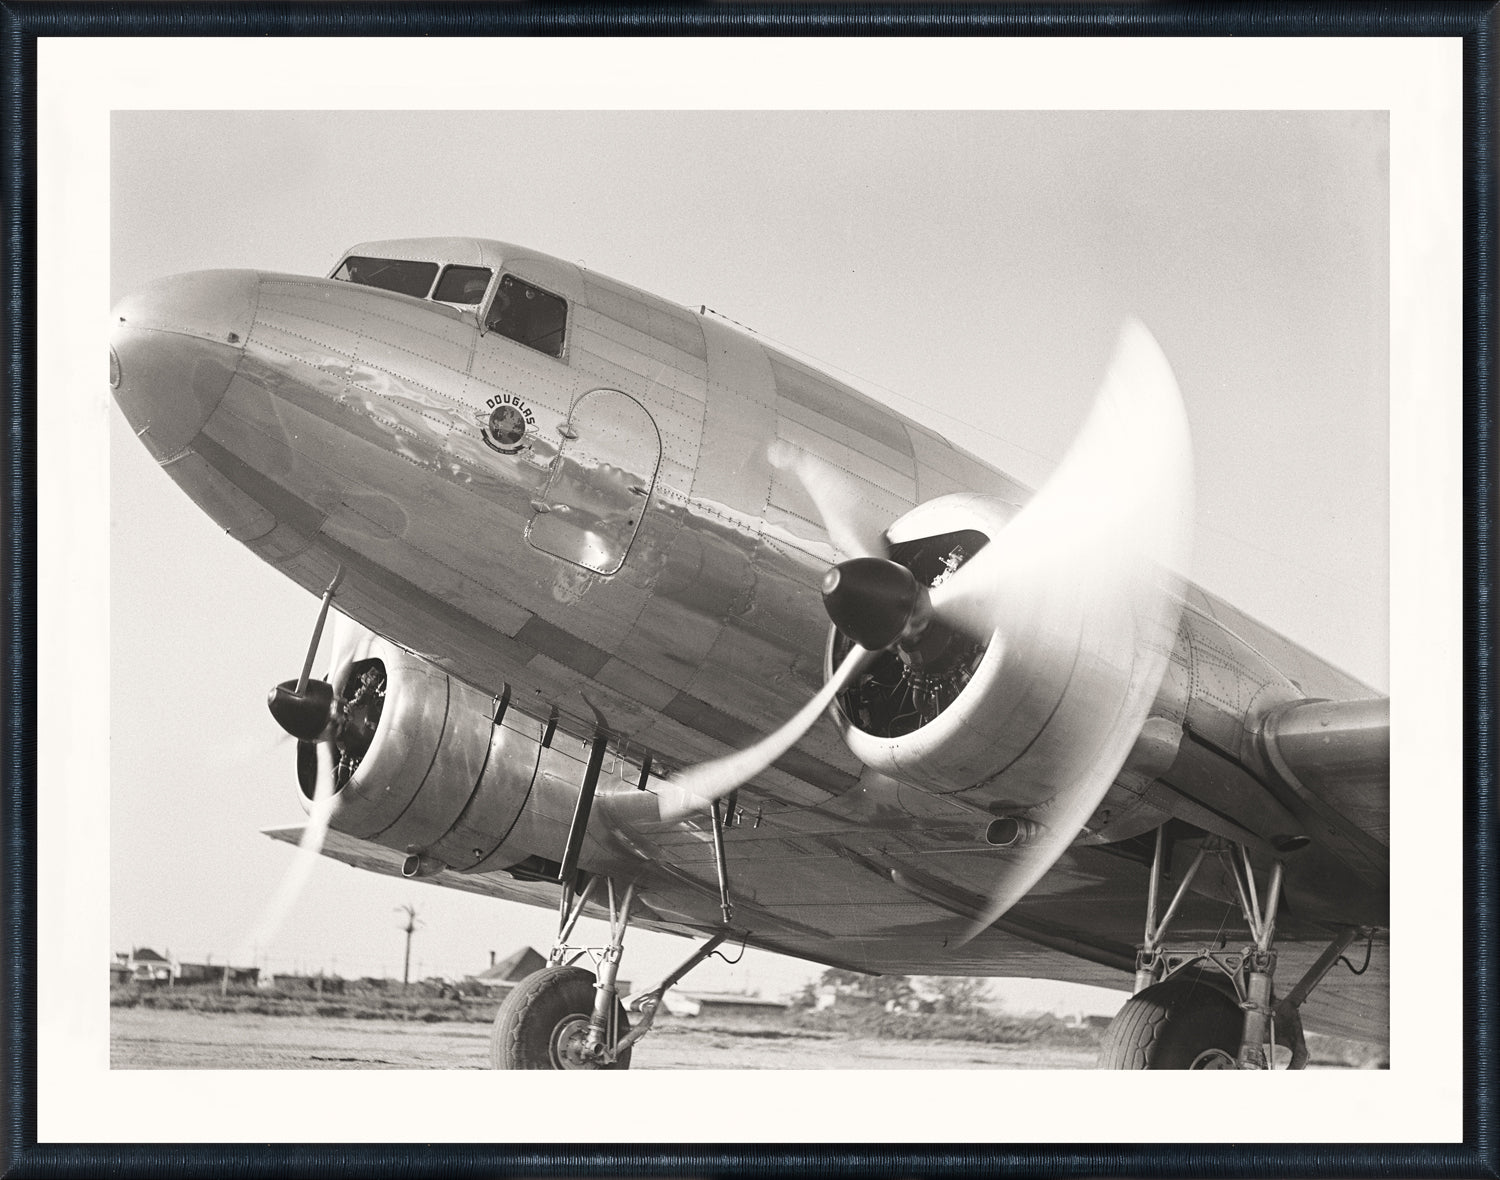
[111,237,1389,1070]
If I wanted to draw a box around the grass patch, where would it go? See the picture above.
[111,984,496,1024]
[785,1005,1103,1048]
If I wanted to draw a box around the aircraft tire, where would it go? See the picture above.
[1096,975,1243,1070]
[489,965,633,1070]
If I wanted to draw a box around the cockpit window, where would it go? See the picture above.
[432,265,493,305]
[334,256,439,299]
[486,273,567,358]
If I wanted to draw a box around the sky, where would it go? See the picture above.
[108,109,1389,1013]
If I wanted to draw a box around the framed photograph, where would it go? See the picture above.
[6,5,1492,1177]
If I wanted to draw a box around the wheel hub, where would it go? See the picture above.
[1190,1048,1239,1070]
[550,1015,604,1069]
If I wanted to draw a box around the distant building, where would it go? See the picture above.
[174,961,259,987]
[265,972,343,994]
[114,947,174,985]
[115,951,261,988]
[664,991,789,1023]
[175,961,215,985]
[812,983,884,1013]
[467,947,628,999]
[468,947,547,995]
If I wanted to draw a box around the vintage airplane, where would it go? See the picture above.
[109,236,1388,1070]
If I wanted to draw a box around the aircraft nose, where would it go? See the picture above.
[110,270,259,459]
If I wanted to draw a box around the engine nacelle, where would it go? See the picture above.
[299,626,543,875]
[828,491,1118,814]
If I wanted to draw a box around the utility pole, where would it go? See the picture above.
[396,904,421,991]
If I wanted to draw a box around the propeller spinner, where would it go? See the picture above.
[661,320,1193,941]
[267,677,342,743]
[820,557,933,651]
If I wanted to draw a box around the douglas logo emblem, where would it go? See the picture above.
[479,393,536,454]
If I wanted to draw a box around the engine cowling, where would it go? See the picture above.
[296,627,543,875]
[829,491,1108,815]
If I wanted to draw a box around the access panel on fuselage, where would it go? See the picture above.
[525,388,661,575]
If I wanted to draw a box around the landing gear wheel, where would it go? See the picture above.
[1097,975,1243,1070]
[490,965,633,1070]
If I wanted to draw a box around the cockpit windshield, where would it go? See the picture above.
[333,255,497,308]
[432,265,493,305]
[329,248,565,358]
[486,273,567,358]
[334,256,440,298]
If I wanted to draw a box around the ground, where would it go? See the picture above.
[110,1007,1102,1069]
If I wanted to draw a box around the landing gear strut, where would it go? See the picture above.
[1100,827,1362,1071]
[490,783,742,1069]
[491,875,638,1069]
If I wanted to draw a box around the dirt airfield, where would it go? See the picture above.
[111,1007,1101,1069]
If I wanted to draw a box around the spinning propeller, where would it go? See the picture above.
[245,572,359,956]
[663,321,1193,938]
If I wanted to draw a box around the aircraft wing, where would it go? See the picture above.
[261,825,703,942]
[1257,696,1390,888]
[265,811,1388,1045]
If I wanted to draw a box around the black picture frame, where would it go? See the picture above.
[4,4,1494,1177]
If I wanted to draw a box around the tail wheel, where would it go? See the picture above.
[490,965,633,1070]
[1097,975,1243,1070]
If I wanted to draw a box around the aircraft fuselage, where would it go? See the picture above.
[111,238,1388,1030]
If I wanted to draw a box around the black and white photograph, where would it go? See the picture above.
[33,32,1464,1150]
[106,104,1395,1076]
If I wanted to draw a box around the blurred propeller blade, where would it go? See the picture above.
[295,567,345,693]
[769,439,888,560]
[947,319,1193,941]
[927,319,1192,645]
[659,644,875,820]
[240,604,358,963]
[237,739,339,963]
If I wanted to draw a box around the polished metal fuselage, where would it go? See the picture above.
[112,238,1389,1040]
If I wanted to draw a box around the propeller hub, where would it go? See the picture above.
[267,678,341,743]
[821,557,932,651]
